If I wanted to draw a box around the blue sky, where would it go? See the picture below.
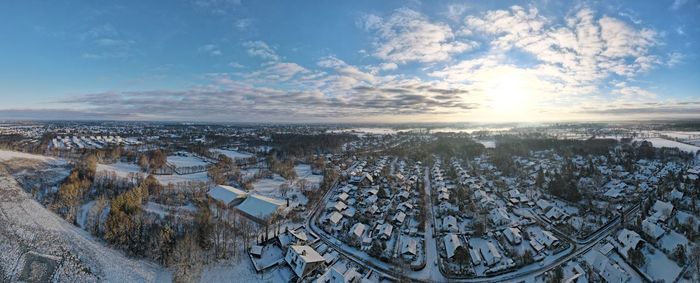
[0,0,699,122]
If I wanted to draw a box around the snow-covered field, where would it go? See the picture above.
[251,173,308,207]
[0,165,170,282]
[210,149,253,160]
[155,171,210,185]
[97,162,142,178]
[0,150,66,165]
[641,245,682,283]
[635,137,700,154]
[477,140,496,148]
[294,164,322,187]
[167,153,209,168]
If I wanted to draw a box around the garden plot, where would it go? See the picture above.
[167,153,209,168]
[635,138,700,154]
[641,245,682,283]
[143,201,196,219]
[294,164,322,187]
[155,172,210,186]
[250,174,308,207]
[210,149,253,160]
[96,162,142,178]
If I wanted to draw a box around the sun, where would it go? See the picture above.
[482,68,535,119]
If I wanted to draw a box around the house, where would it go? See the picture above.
[250,245,263,258]
[503,227,522,244]
[207,185,247,206]
[442,215,459,233]
[536,199,552,211]
[327,211,343,226]
[402,238,418,258]
[316,267,361,283]
[489,207,511,226]
[469,248,482,266]
[392,211,406,225]
[336,192,350,202]
[650,200,674,222]
[532,229,559,248]
[616,229,643,257]
[545,207,568,221]
[235,194,286,224]
[349,223,366,240]
[278,227,309,248]
[332,201,348,212]
[479,242,502,266]
[588,251,630,283]
[642,217,665,240]
[376,223,393,240]
[285,245,326,279]
[443,233,462,259]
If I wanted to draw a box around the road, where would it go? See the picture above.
[307,165,634,283]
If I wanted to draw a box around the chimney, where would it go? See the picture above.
[301,250,307,256]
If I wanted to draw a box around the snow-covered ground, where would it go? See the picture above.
[155,171,210,186]
[167,153,209,168]
[477,140,496,148]
[96,162,142,178]
[0,165,170,282]
[635,137,700,154]
[0,150,66,165]
[251,174,308,207]
[294,164,322,187]
[210,149,253,160]
[641,245,682,283]
[143,201,196,219]
[200,257,291,283]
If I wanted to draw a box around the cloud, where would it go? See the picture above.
[193,0,241,15]
[246,62,308,82]
[667,52,684,67]
[362,8,478,64]
[459,6,661,97]
[444,4,469,22]
[243,41,280,61]
[670,0,688,10]
[198,44,223,56]
[80,24,136,59]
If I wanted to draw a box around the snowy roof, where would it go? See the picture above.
[208,185,246,205]
[393,211,406,224]
[350,223,366,238]
[328,211,343,225]
[642,217,665,239]
[378,223,393,239]
[289,245,325,264]
[588,251,629,283]
[536,199,552,210]
[236,194,285,221]
[443,233,462,258]
[503,227,522,244]
[651,200,674,221]
[402,238,418,256]
[616,229,642,256]
[443,215,458,232]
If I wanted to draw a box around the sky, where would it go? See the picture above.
[0,0,699,123]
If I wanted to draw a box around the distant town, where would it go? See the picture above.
[0,121,699,282]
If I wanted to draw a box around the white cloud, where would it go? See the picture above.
[198,44,222,56]
[363,8,478,64]
[243,41,280,61]
[380,62,398,71]
[670,0,688,10]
